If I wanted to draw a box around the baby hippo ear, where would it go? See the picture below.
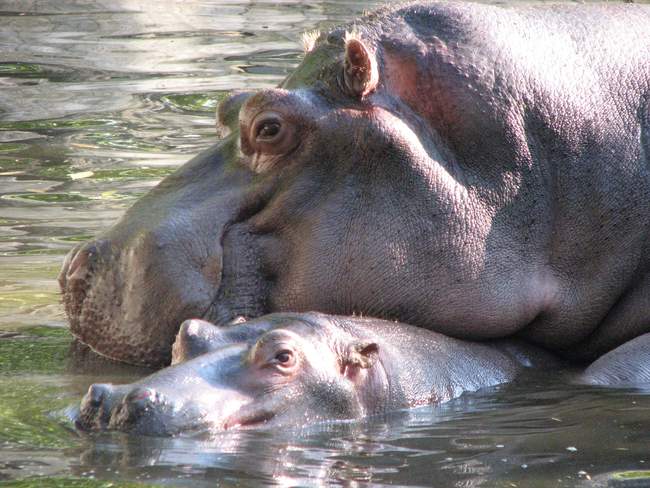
[343,341,379,380]
[343,37,379,99]
[171,319,224,365]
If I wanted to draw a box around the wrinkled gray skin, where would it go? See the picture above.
[59,2,650,371]
[75,313,557,435]
[580,332,650,386]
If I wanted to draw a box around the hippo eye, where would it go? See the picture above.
[243,110,299,166]
[275,350,291,363]
[253,116,283,143]
[256,119,281,140]
[273,349,295,368]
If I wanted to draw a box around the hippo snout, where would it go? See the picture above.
[59,209,228,367]
[58,139,253,367]
[59,240,112,289]
[77,383,181,435]
[59,240,112,331]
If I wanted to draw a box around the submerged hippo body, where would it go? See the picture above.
[76,313,557,435]
[60,2,650,367]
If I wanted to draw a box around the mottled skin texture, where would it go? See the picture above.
[60,2,650,373]
[75,313,557,435]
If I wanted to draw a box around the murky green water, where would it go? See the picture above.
[1,1,650,487]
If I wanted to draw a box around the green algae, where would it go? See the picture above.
[611,470,650,480]
[0,63,45,77]
[160,91,227,113]
[0,327,71,375]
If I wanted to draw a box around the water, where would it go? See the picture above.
[1,1,650,486]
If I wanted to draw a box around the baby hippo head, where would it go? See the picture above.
[75,313,386,436]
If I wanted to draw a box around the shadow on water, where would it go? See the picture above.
[2,0,650,486]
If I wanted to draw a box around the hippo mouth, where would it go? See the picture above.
[59,215,271,367]
[222,409,276,430]
[75,402,276,437]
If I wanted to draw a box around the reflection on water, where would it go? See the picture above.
[1,0,650,486]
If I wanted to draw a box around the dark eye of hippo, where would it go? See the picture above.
[273,349,295,368]
[249,329,301,376]
[242,109,298,167]
[254,116,281,141]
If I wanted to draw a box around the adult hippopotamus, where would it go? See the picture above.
[59,2,650,368]
[75,313,557,435]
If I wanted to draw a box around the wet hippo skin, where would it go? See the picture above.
[75,313,559,435]
[59,2,650,371]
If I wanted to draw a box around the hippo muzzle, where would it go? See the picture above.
[76,342,255,435]
[77,384,184,435]
[59,135,256,367]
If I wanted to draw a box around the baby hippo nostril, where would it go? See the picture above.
[85,383,113,409]
[107,387,176,434]
[124,387,159,414]
[77,383,117,431]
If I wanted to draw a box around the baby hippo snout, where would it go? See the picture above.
[77,383,176,435]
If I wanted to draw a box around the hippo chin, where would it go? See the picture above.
[60,2,650,368]
[75,313,557,435]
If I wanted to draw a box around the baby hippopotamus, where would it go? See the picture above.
[76,313,556,435]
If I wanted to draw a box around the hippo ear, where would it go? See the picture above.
[343,37,379,99]
[171,319,224,364]
[342,341,379,379]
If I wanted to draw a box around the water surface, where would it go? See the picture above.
[1,1,650,487]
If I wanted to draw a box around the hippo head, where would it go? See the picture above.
[60,18,550,366]
[75,313,385,435]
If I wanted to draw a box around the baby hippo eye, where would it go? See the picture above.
[274,349,295,367]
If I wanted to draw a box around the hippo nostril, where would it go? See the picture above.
[124,387,159,414]
[83,383,114,410]
[60,239,112,287]
[77,383,117,431]
[107,387,177,434]
[66,249,90,282]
